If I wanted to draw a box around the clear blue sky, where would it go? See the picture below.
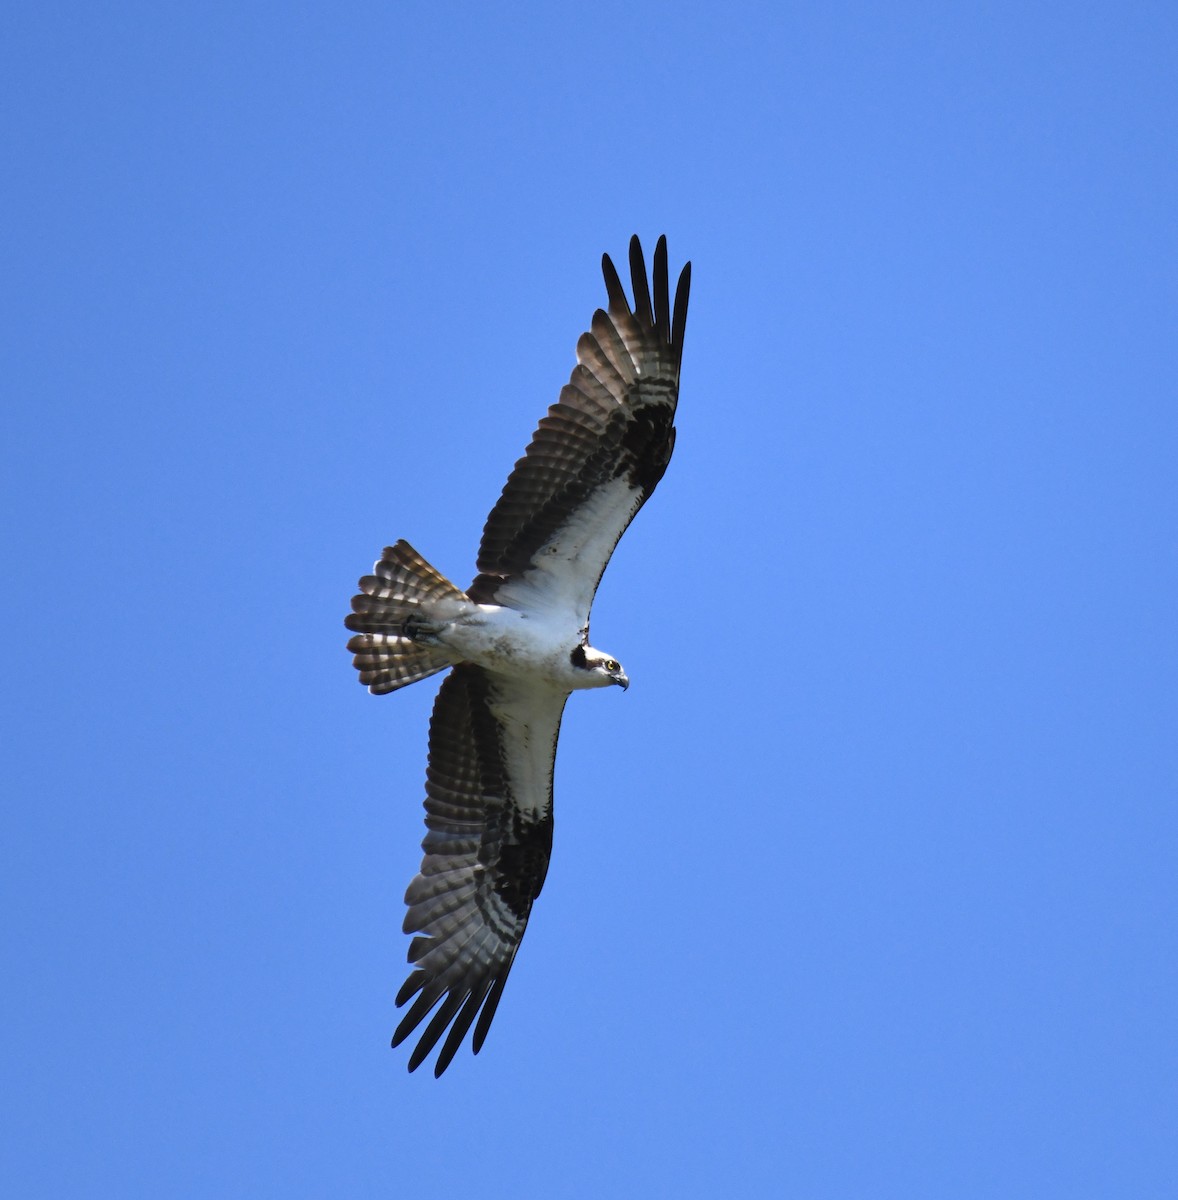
[4,3,1176,1196]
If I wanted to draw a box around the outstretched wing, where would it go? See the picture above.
[468,235,691,621]
[392,664,566,1076]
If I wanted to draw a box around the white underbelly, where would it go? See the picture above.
[440,604,578,684]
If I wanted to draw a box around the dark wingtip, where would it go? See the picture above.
[628,234,653,326]
[602,250,627,313]
[672,259,691,365]
[604,235,689,361]
[395,969,424,1008]
[603,235,688,349]
[653,235,670,342]
[472,964,513,1053]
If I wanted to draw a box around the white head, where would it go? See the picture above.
[569,643,629,690]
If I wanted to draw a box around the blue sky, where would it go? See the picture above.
[4,2,1176,1196]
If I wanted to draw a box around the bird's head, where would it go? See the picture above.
[570,643,629,691]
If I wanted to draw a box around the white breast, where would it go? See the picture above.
[440,603,583,688]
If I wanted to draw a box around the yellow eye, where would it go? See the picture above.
[605,659,619,672]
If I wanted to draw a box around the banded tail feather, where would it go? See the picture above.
[345,540,469,694]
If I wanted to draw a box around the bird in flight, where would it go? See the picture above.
[345,235,691,1075]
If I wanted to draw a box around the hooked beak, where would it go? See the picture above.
[614,673,630,691]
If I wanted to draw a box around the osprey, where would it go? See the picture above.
[345,235,690,1075]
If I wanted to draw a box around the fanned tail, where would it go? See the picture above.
[345,540,469,694]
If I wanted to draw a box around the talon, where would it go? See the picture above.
[403,614,441,644]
